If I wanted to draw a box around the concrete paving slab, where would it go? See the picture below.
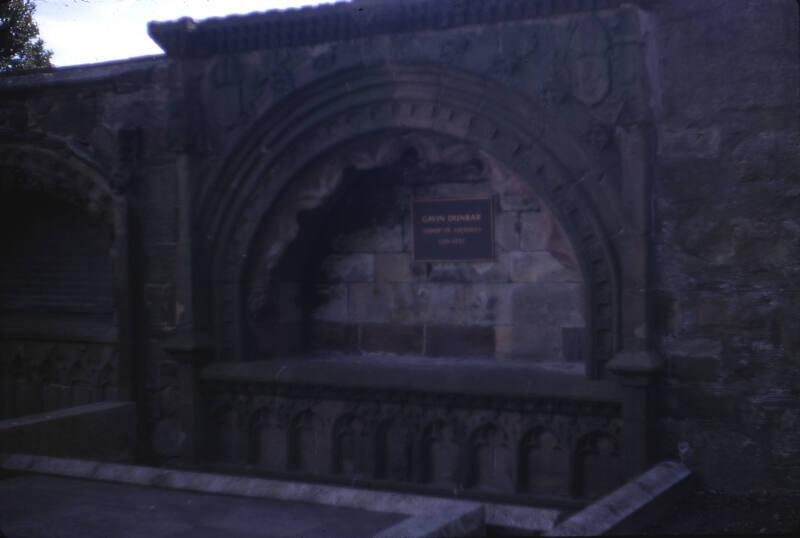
[0,453,563,534]
[0,475,406,538]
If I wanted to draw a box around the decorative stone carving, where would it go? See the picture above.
[149,0,626,58]
[376,419,414,482]
[217,405,246,464]
[0,341,119,418]
[519,429,570,496]
[439,36,471,65]
[423,420,464,486]
[202,376,624,502]
[250,407,287,471]
[574,431,623,498]
[469,423,514,491]
[289,409,324,473]
[333,414,373,477]
[568,17,612,106]
[488,32,537,80]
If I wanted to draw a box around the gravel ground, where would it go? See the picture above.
[642,487,800,535]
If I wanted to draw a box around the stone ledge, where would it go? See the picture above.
[0,315,118,343]
[148,0,627,58]
[545,461,692,536]
[201,355,620,402]
[0,402,136,462]
[0,56,166,90]
[374,503,485,538]
[0,453,562,534]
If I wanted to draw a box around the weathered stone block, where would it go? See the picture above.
[511,283,585,326]
[138,166,179,243]
[428,260,510,283]
[495,211,520,251]
[0,402,136,462]
[413,181,494,199]
[392,283,464,324]
[562,327,587,362]
[333,225,404,253]
[361,324,423,355]
[679,429,768,493]
[663,337,722,359]
[141,243,177,285]
[425,325,494,357]
[663,386,741,423]
[495,326,513,359]
[311,284,348,322]
[143,283,176,333]
[0,100,28,131]
[772,408,800,464]
[682,295,772,330]
[259,281,304,323]
[375,253,412,282]
[731,130,798,182]
[519,210,553,251]
[462,285,513,325]
[320,254,374,282]
[275,282,303,323]
[658,128,721,161]
[311,322,359,353]
[510,252,582,284]
[663,337,722,382]
[508,323,562,360]
[670,355,721,383]
[348,283,393,323]
[490,167,543,212]
[253,322,304,356]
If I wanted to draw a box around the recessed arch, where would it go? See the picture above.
[0,134,133,413]
[199,65,626,376]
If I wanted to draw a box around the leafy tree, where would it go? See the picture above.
[0,0,52,72]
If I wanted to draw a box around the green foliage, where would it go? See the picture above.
[0,0,53,72]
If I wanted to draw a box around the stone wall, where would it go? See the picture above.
[646,0,800,492]
[0,0,798,494]
[0,58,175,447]
[249,136,585,361]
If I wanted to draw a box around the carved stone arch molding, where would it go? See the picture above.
[199,65,649,377]
[0,133,133,400]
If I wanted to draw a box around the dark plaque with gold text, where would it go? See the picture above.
[412,197,494,262]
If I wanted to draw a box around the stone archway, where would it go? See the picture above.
[199,65,629,377]
[0,136,132,417]
[240,131,587,363]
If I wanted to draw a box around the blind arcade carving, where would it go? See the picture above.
[412,197,495,262]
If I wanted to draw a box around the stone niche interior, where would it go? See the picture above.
[244,134,587,363]
[0,188,118,418]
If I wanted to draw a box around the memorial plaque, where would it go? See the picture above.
[412,197,494,262]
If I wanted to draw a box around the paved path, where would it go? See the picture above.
[0,474,405,538]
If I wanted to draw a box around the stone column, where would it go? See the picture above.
[159,331,213,465]
[153,58,213,466]
[607,351,662,478]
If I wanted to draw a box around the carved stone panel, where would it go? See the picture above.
[202,377,624,504]
[469,424,514,492]
[250,408,287,471]
[519,429,570,496]
[568,18,612,106]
